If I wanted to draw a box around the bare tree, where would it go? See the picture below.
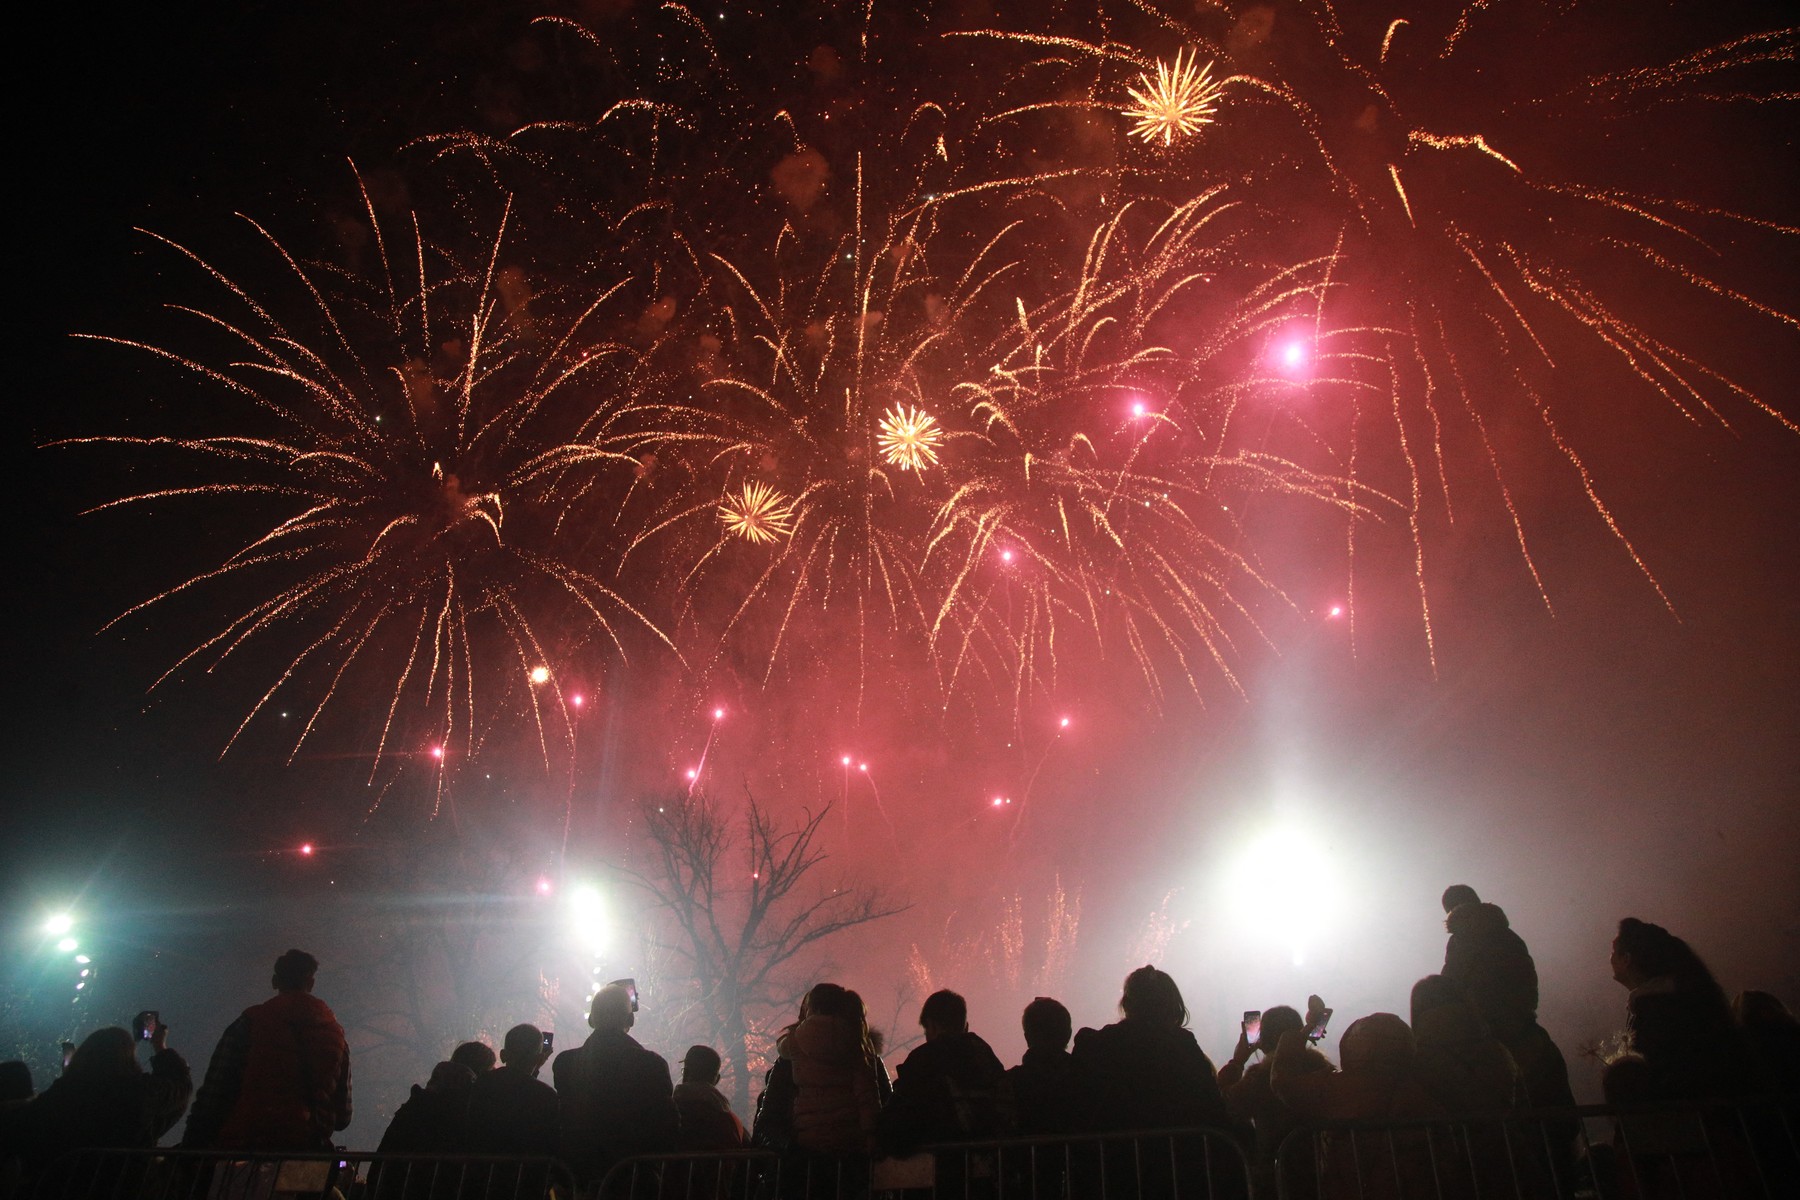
[628,791,905,1111]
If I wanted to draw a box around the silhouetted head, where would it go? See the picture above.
[804,983,855,1021]
[920,990,968,1041]
[589,983,635,1033]
[1260,1005,1304,1051]
[501,1024,545,1069]
[1339,1013,1415,1077]
[1120,966,1188,1029]
[450,1041,497,1075]
[1021,997,1072,1053]
[1612,918,1723,996]
[272,949,319,993]
[1441,885,1480,914]
[1409,974,1468,1024]
[683,1044,722,1084]
[1734,990,1798,1030]
[0,1061,34,1103]
[67,1028,139,1079]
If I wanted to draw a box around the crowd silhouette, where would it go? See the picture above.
[2,888,1796,1198]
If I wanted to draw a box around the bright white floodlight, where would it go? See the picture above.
[568,885,610,954]
[44,914,74,937]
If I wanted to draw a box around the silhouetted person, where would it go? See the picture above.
[1440,885,1575,1113]
[4,1025,191,1171]
[1072,966,1230,1131]
[1006,997,1085,1136]
[1072,968,1239,1199]
[1605,917,1752,1102]
[553,982,677,1186]
[779,983,881,1154]
[878,989,1011,1155]
[0,1062,32,1110]
[1410,975,1519,1113]
[1735,990,1800,1093]
[466,1024,558,1158]
[1219,1002,1328,1194]
[1273,1014,1441,1200]
[183,949,351,1151]
[376,1062,477,1155]
[674,1045,747,1151]
[376,1042,493,1156]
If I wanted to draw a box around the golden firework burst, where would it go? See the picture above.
[877,404,945,471]
[1122,49,1223,147]
[719,481,797,544]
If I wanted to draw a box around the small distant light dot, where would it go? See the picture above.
[74,955,90,964]
[859,763,868,772]
[530,666,550,684]
[79,969,90,978]
[430,745,444,759]
[686,768,698,780]
[841,755,852,766]
[300,843,314,856]
[572,694,585,707]
[1060,716,1070,728]
[713,707,724,720]
[57,938,78,953]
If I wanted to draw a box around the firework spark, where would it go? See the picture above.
[718,481,797,544]
[1122,48,1223,147]
[68,185,693,810]
[877,405,945,471]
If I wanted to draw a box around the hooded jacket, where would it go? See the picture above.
[778,1015,881,1154]
[1442,902,1539,1039]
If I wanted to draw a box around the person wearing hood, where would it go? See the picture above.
[878,989,1011,1156]
[779,983,882,1155]
[182,949,351,1151]
[1440,885,1576,1114]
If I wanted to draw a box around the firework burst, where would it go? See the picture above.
[877,405,945,471]
[718,481,797,544]
[66,183,697,808]
[1122,48,1223,147]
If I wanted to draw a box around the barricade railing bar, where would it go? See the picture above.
[14,1099,1794,1200]
[20,1147,577,1200]
[599,1127,1254,1200]
[1272,1094,1798,1200]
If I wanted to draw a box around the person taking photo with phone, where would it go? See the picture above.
[1218,998,1333,1195]
[2,1018,191,1177]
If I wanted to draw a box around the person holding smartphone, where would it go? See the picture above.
[3,1020,191,1174]
[1218,998,1333,1188]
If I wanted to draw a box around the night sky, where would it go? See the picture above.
[8,0,1798,1136]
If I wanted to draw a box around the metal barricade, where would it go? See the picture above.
[23,1148,577,1200]
[598,1129,1252,1200]
[1272,1096,1798,1200]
